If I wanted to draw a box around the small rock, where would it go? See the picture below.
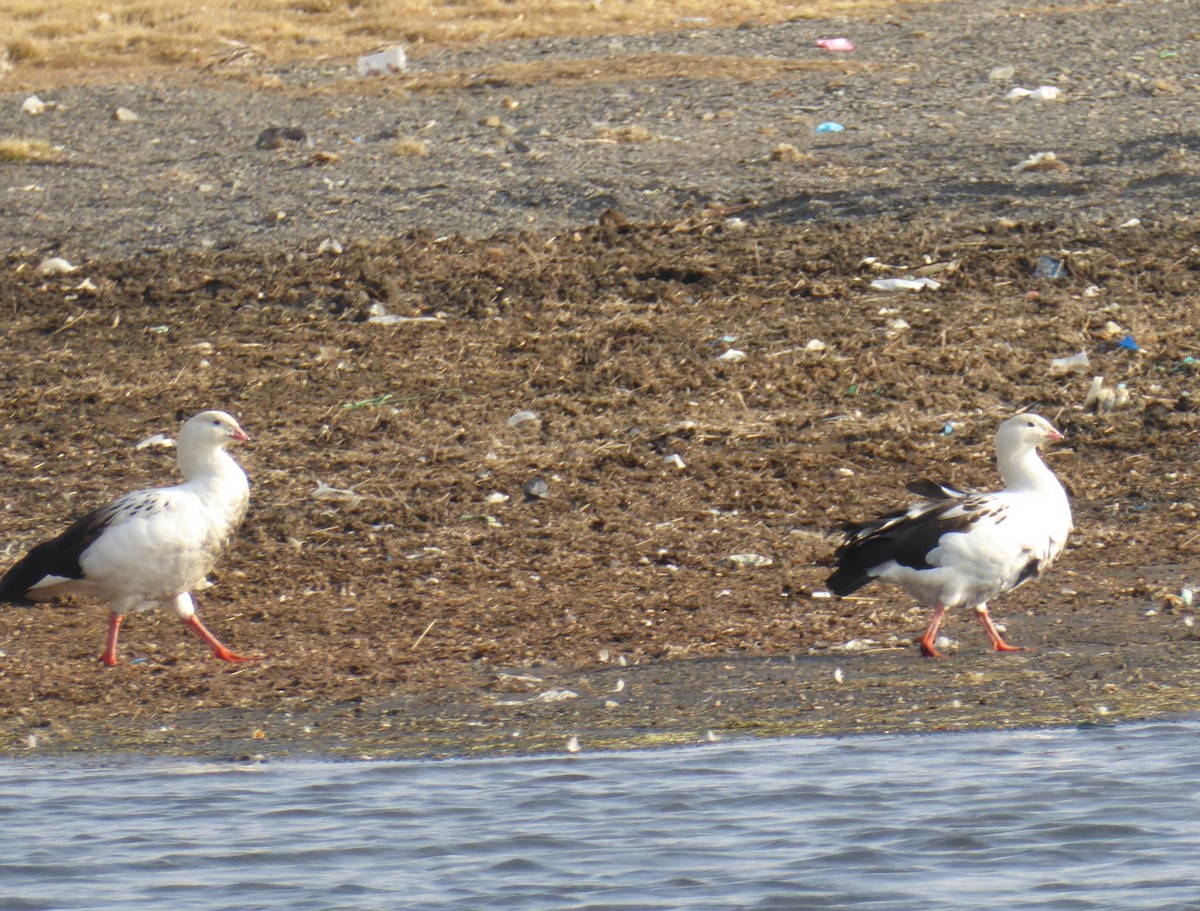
[988,65,1015,81]
[522,477,550,501]
[21,95,46,116]
[38,256,77,276]
[112,106,139,123]
[255,126,311,150]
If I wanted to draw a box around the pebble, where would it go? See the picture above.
[112,106,139,123]
[522,477,549,501]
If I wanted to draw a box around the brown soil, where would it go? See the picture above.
[1,0,1200,759]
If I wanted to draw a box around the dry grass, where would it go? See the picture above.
[1,0,916,79]
[0,137,61,162]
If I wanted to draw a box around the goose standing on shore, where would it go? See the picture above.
[825,413,1072,658]
[1,411,252,666]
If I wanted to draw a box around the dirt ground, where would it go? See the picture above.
[1,0,1200,759]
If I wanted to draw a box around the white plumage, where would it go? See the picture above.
[1,410,251,666]
[826,413,1072,657]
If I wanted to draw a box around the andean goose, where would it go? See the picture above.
[1,410,251,666]
[825,413,1072,657]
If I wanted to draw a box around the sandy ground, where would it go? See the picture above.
[1,0,1199,759]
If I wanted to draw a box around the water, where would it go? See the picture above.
[2,720,1200,911]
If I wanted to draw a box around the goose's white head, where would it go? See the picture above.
[995,413,1063,461]
[178,410,249,453]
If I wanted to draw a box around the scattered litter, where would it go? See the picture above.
[870,276,941,292]
[816,37,855,51]
[523,477,550,501]
[811,591,833,599]
[1082,376,1131,412]
[887,318,911,332]
[1183,588,1194,607]
[37,256,76,276]
[112,106,139,123]
[1117,334,1140,352]
[532,688,578,703]
[1014,151,1068,173]
[357,45,408,77]
[1033,255,1067,279]
[933,635,956,654]
[720,553,774,569]
[310,480,363,503]
[21,95,45,116]
[833,667,845,684]
[941,421,956,435]
[815,121,844,133]
[1098,320,1125,340]
[316,238,344,256]
[663,453,686,470]
[1049,351,1090,376]
[508,409,539,428]
[566,735,582,753]
[255,126,311,150]
[1006,85,1062,102]
[1119,217,1142,229]
[134,433,175,451]
[484,492,510,506]
[716,348,747,362]
[988,65,1015,81]
[705,730,722,743]
[832,638,878,652]
[805,339,828,351]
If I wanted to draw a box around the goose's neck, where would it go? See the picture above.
[179,446,244,489]
[998,446,1059,493]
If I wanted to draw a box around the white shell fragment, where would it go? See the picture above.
[716,348,747,362]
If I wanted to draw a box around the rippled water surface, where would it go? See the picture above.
[3,721,1200,911]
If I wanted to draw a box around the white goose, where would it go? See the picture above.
[1,411,252,666]
[825,413,1072,657]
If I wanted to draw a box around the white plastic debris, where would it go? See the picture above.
[721,553,774,569]
[1048,350,1090,376]
[1119,217,1142,229]
[805,338,828,351]
[1082,376,1131,412]
[507,409,539,428]
[112,106,139,123]
[1013,151,1067,173]
[134,433,175,451]
[37,256,76,276]
[532,688,578,703]
[566,735,582,753]
[870,277,942,292]
[484,492,510,506]
[716,348,747,362]
[21,95,45,116]
[833,667,845,684]
[310,480,362,502]
[357,45,407,77]
[1006,85,1062,102]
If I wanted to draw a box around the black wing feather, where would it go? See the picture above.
[825,497,989,597]
[0,505,118,605]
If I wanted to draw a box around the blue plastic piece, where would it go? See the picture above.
[815,122,844,133]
